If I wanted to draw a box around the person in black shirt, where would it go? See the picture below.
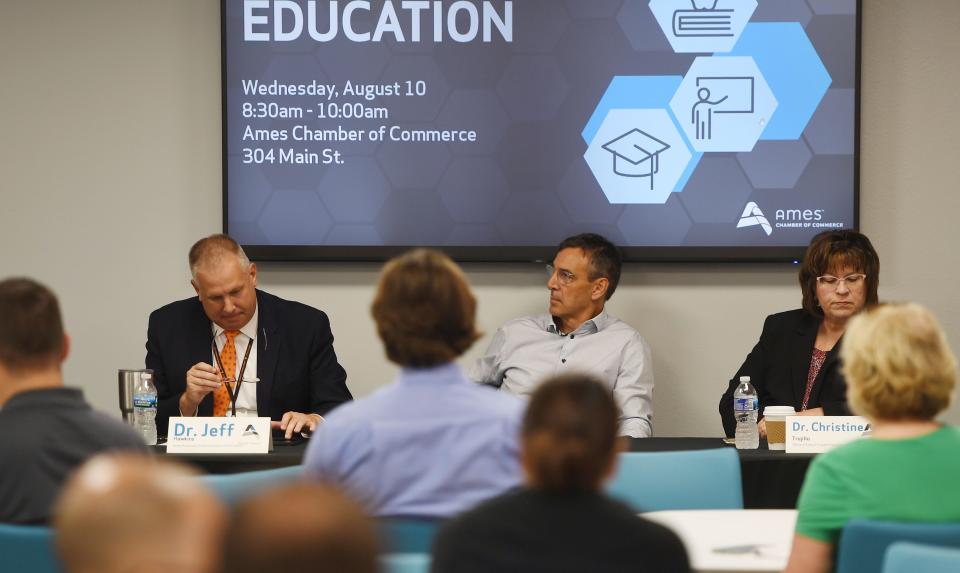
[431,373,690,573]
[0,278,145,524]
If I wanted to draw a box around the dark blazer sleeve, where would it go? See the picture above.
[720,314,777,437]
[145,309,181,430]
[307,310,351,416]
[720,310,852,437]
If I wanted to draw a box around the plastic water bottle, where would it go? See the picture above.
[133,372,158,445]
[734,376,759,449]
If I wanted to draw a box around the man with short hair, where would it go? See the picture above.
[304,249,523,517]
[54,454,227,573]
[145,234,352,439]
[222,482,378,573]
[0,278,145,524]
[470,233,655,437]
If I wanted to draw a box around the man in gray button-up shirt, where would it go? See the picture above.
[470,234,654,437]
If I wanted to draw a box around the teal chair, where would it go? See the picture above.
[884,542,960,573]
[606,449,743,512]
[379,553,431,573]
[836,520,960,573]
[378,518,442,554]
[199,465,303,506]
[0,524,63,573]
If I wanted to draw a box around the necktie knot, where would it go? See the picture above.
[225,329,240,342]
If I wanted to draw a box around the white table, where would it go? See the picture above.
[642,509,797,573]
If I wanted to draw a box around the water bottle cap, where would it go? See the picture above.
[739,376,750,382]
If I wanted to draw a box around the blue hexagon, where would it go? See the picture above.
[585,109,693,204]
[648,0,757,54]
[728,23,831,140]
[583,76,701,203]
[669,56,777,152]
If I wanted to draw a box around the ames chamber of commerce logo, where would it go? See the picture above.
[736,201,847,236]
[737,202,772,236]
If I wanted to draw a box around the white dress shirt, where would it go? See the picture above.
[211,310,259,417]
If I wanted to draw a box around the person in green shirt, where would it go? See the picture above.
[785,303,960,573]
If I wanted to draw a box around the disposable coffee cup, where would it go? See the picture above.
[764,406,796,450]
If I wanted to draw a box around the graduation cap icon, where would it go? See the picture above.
[602,128,671,190]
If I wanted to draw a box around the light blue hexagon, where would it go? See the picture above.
[670,56,777,152]
[728,23,831,140]
[585,109,693,205]
[648,0,757,54]
[583,76,702,201]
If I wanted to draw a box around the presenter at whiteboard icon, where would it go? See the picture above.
[672,0,734,38]
[691,76,754,140]
[601,129,671,190]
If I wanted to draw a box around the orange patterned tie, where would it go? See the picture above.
[213,330,240,417]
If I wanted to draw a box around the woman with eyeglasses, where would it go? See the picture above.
[719,230,880,439]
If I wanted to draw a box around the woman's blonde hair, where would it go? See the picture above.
[842,303,957,421]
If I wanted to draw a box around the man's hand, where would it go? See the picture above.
[271,412,322,440]
[758,417,767,438]
[179,362,223,416]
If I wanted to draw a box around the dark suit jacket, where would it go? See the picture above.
[719,309,850,437]
[145,289,351,437]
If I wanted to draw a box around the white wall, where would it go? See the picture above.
[2,0,958,436]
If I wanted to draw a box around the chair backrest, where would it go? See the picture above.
[378,518,443,554]
[0,524,63,573]
[379,553,431,573]
[836,519,960,573]
[605,448,743,512]
[198,465,303,506]
[884,542,960,573]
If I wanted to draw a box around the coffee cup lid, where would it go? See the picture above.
[763,406,796,416]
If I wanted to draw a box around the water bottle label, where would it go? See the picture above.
[734,397,757,413]
[133,395,157,408]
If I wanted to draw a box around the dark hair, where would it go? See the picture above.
[223,483,378,573]
[522,374,620,493]
[371,249,481,368]
[556,234,622,300]
[0,278,65,372]
[798,230,880,318]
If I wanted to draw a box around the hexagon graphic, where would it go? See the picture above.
[648,0,757,54]
[728,23,831,140]
[585,109,693,204]
[670,56,777,152]
[496,56,569,122]
[736,140,812,189]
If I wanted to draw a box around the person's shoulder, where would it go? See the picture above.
[83,410,148,448]
[258,290,331,325]
[467,382,525,416]
[499,314,550,332]
[440,489,526,536]
[765,308,810,327]
[148,296,202,322]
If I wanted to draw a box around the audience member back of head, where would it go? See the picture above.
[0,278,145,524]
[54,454,227,573]
[222,482,379,573]
[431,373,690,573]
[303,249,523,518]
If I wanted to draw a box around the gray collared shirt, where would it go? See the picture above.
[470,310,654,437]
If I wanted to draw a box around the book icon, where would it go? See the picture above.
[672,0,734,38]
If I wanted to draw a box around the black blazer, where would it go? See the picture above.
[719,309,850,437]
[145,289,351,437]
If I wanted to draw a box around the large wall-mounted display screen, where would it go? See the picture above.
[223,0,859,261]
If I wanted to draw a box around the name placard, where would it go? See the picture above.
[166,417,272,454]
[785,416,871,454]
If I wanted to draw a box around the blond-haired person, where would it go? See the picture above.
[785,303,960,573]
